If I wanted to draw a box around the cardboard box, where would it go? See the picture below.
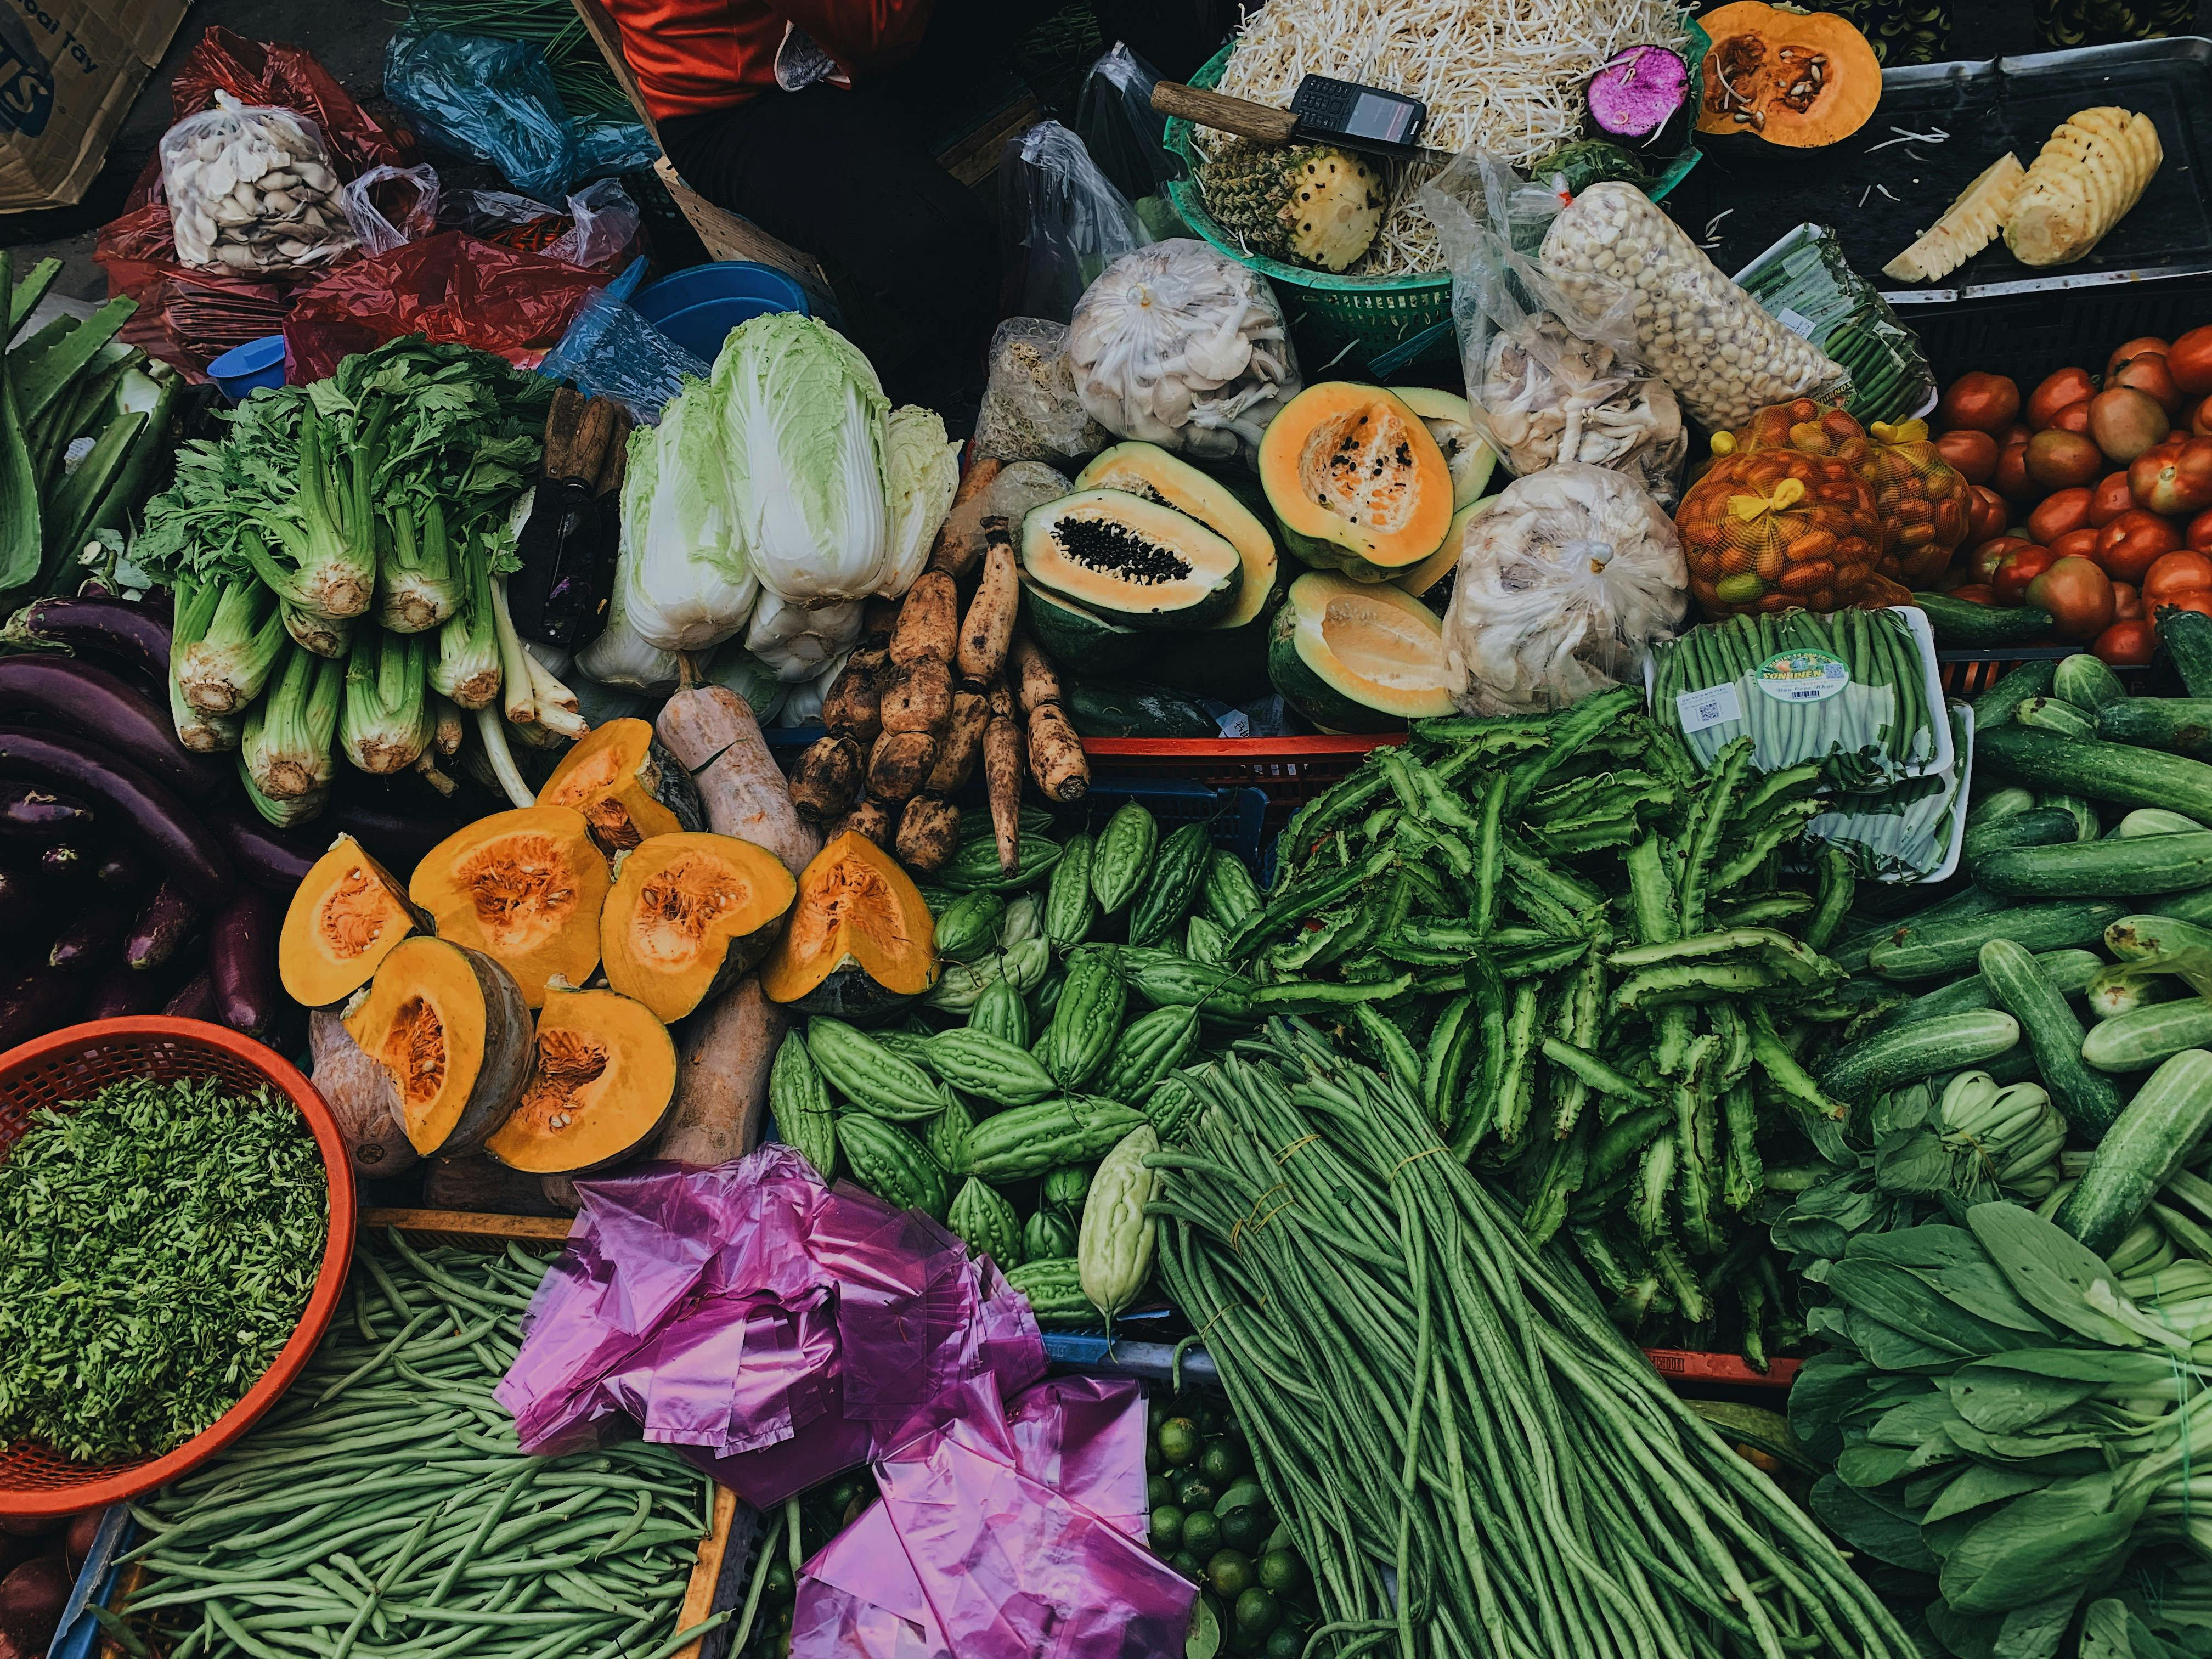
[0,0,187,212]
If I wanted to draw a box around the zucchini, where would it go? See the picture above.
[1979,725,2212,822]
[1977,938,2123,1137]
[2053,1049,2212,1252]
[1971,659,2057,729]
[2118,809,2207,837]
[1817,1009,2021,1102]
[1912,592,2056,649]
[1892,947,2104,1026]
[2083,1000,2212,1073]
[2015,697,2096,738]
[1961,806,2078,865]
[1866,900,2129,980]
[1972,832,2212,899]
[2161,608,2212,697]
[2097,697,2212,760]
[2053,653,2129,712]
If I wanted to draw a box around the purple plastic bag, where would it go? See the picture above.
[494,1148,1045,1509]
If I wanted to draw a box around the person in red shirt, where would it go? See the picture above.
[605,0,1229,409]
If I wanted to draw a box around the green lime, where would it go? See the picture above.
[1158,1417,1203,1466]
[1201,1442,1243,1483]
[1150,1505,1184,1548]
[1198,1402,1231,1436]
[765,1561,794,1598]
[1149,1475,1176,1508]
[1258,1550,1304,1594]
[1265,1628,1302,1659]
[1147,1440,1166,1475]
[1234,1589,1279,1635]
[1218,1508,1266,1554]
[1176,1476,1220,1511]
[1171,1550,1205,1582]
[1226,1624,1266,1654]
[1180,1509,1223,1560]
[1208,1549,1255,1599]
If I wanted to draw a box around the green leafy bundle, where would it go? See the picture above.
[0,1074,326,1462]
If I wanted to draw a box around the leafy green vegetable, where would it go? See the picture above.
[0,1074,325,1462]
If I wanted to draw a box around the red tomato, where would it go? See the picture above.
[2030,366,2097,428]
[2051,527,2103,561]
[2194,393,2212,437]
[1994,437,2035,500]
[2028,488,2095,543]
[2115,582,2144,620]
[1995,544,2058,605]
[2143,550,2212,602]
[2095,619,2158,665]
[2130,435,2212,517]
[2047,399,2094,436]
[2090,471,2137,526]
[2170,325,2212,398]
[1948,584,1997,603]
[1970,535,2033,584]
[1939,372,2023,435]
[2190,507,2212,552]
[2113,352,2187,416]
[2095,509,2184,582]
[2157,590,2212,620]
[2028,432,2104,490]
[1968,485,2009,544]
[2004,422,2034,446]
[2109,337,2172,376]
[1934,428,2000,485]
[2025,556,2117,641]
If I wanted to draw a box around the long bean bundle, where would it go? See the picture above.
[116,1232,729,1659]
[1153,1022,1915,1659]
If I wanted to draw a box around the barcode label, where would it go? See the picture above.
[1676,682,1742,735]
[1776,307,1817,338]
[1216,709,1251,738]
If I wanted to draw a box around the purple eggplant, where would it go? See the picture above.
[0,964,80,1049]
[328,798,469,878]
[0,783,94,843]
[0,868,35,935]
[126,881,199,972]
[211,809,320,889]
[0,729,232,903]
[210,888,280,1038]
[49,902,125,972]
[84,958,170,1019]
[95,843,150,892]
[4,596,172,686]
[40,843,86,877]
[162,969,218,1022]
[0,656,226,804]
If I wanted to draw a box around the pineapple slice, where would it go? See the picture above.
[1881,153,2027,284]
[2004,108,2161,268]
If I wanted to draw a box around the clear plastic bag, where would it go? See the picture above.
[339,163,439,257]
[1805,707,1972,884]
[382,31,575,204]
[934,459,1074,568]
[1075,44,1178,204]
[1001,121,1152,324]
[1442,464,1688,715]
[160,91,355,273]
[973,319,1113,464]
[1419,154,1686,505]
[444,179,640,270]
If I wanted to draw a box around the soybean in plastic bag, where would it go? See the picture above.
[160,92,355,272]
[1419,153,1686,505]
[1000,121,1152,324]
[973,318,1113,464]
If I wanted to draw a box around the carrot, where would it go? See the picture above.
[928,456,1003,578]
[890,571,959,668]
[984,680,1024,874]
[657,975,785,1166]
[894,795,961,874]
[831,797,896,850]
[789,733,863,823]
[957,519,1020,687]
[923,690,990,795]
[866,729,938,802]
[657,672,820,876]
[819,647,883,741]
[309,1010,419,1179]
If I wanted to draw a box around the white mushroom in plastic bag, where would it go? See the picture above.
[159,91,356,272]
[1443,463,1688,716]
[1066,240,1301,465]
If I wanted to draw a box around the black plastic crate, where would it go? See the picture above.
[1907,270,2212,386]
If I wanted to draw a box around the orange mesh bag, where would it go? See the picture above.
[1675,441,1882,616]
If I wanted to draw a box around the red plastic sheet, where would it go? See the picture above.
[166,26,415,177]
[281,232,608,381]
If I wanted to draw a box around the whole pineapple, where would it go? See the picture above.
[1198,142,1384,273]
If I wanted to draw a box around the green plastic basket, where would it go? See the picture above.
[1162,27,1707,374]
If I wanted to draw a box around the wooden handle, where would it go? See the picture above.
[592,409,632,497]
[1150,82,1300,144]
[540,385,585,481]
[562,398,619,489]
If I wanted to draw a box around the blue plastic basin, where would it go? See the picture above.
[634,262,809,362]
[207,335,286,400]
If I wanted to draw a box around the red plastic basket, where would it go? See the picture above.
[1082,736,1406,833]
[0,1018,358,1517]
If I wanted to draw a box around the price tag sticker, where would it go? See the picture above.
[1216,709,1251,738]
[1776,307,1818,339]
[1675,682,1742,735]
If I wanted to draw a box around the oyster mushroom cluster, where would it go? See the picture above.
[160,92,356,272]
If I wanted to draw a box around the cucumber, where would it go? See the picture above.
[1912,593,2056,649]
[1966,787,2035,828]
[1961,806,2078,865]
[2152,887,2212,924]
[2097,698,2212,760]
[1971,659,2057,729]
[1062,680,1218,740]
[2084,1001,2212,1073]
[2118,808,2208,837]
[1866,900,2129,980]
[1972,832,2212,899]
[1979,725,2212,822]
[1817,1009,2021,1102]
[2053,653,2129,712]
[2161,608,2212,697]
[2039,793,2099,842]
[1892,947,2104,1026]
[2053,1049,2212,1252]
[1977,938,2123,1137]
[2015,697,2097,739]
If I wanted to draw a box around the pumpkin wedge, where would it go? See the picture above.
[1696,2,1881,149]
[484,985,678,1175]
[410,806,610,1008]
[536,716,702,856]
[343,936,535,1156]
[760,830,938,1020]
[602,832,799,1022]
[280,834,430,1008]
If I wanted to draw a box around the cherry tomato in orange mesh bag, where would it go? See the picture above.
[1676,445,1881,617]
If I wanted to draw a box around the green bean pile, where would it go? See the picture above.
[1153,1022,1916,1659]
[114,1232,729,1659]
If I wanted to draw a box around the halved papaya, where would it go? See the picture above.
[536,716,702,856]
[279,833,429,1008]
[1267,571,1457,731]
[760,830,938,1020]
[1259,384,1455,582]
[409,806,611,1008]
[484,984,678,1175]
[1390,389,1498,512]
[1392,501,1485,600]
[1074,443,1280,634]
[342,935,535,1156]
[1020,490,1243,629]
[601,832,798,1023]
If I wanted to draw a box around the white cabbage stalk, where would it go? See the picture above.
[745,591,864,682]
[716,312,892,603]
[777,650,847,727]
[624,390,757,651]
[878,404,962,597]
[703,641,788,724]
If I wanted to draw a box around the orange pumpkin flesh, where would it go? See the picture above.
[602,832,798,1023]
[759,831,938,1017]
[484,985,678,1175]
[279,834,427,1008]
[409,806,611,1009]
[537,716,702,856]
[1696,2,1880,149]
[342,935,534,1156]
